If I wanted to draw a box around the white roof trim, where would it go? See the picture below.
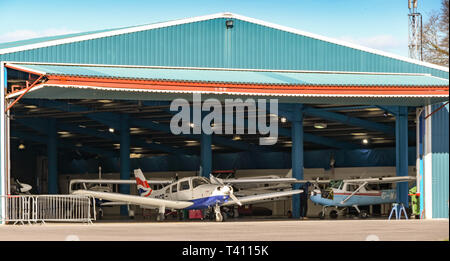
[1,12,448,73]
[6,61,443,78]
[7,83,449,99]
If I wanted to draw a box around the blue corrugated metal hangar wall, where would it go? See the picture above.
[0,17,448,78]
[431,103,449,218]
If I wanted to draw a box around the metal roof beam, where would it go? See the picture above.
[279,104,413,140]
[274,105,360,149]
[18,99,192,155]
[11,129,117,158]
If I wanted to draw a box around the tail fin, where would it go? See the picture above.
[134,169,152,197]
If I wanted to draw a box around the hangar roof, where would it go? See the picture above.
[5,62,449,106]
[0,13,448,79]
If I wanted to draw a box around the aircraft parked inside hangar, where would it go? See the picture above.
[11,179,32,195]
[309,176,416,219]
[72,169,303,222]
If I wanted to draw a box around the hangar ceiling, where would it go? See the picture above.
[10,99,417,159]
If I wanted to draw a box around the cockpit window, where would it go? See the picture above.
[180,181,190,191]
[171,184,177,193]
[330,180,343,189]
[192,178,209,188]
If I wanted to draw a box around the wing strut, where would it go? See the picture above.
[340,182,368,204]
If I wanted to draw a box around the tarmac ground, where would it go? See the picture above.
[0,218,448,241]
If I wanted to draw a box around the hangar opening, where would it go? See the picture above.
[1,13,448,223]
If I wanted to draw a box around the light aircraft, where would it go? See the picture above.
[309,176,416,219]
[72,169,303,222]
[11,179,32,195]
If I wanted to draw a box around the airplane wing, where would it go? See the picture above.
[70,179,172,185]
[221,190,303,206]
[211,175,330,185]
[72,190,193,209]
[343,176,416,184]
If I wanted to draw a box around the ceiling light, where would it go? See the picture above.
[108,128,115,133]
[18,143,25,150]
[75,143,82,147]
[24,105,37,109]
[130,153,143,159]
[98,100,113,103]
[57,131,70,135]
[189,123,195,128]
[362,138,369,145]
[280,117,287,123]
[226,20,234,29]
[314,123,327,129]
[351,133,367,136]
[232,135,241,141]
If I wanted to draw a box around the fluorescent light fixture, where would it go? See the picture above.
[108,128,115,133]
[98,100,113,103]
[362,138,369,145]
[314,123,327,129]
[280,117,287,123]
[130,153,144,158]
[351,133,367,136]
[232,135,241,141]
[24,105,38,109]
[57,131,70,135]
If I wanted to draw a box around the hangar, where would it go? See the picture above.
[0,12,448,222]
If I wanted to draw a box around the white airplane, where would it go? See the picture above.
[309,176,416,219]
[11,179,32,195]
[72,169,303,222]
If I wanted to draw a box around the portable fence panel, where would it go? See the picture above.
[0,195,94,224]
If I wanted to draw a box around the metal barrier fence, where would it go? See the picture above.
[0,195,96,224]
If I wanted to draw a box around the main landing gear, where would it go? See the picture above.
[319,205,369,219]
[156,206,166,222]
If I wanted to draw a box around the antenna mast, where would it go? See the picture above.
[408,0,423,60]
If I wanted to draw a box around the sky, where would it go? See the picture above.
[0,0,444,57]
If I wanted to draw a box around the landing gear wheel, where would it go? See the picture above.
[359,210,369,219]
[215,212,223,222]
[329,210,338,219]
[319,211,325,219]
[156,213,165,222]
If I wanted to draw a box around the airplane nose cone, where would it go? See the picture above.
[221,186,231,194]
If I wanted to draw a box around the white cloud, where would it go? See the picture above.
[0,29,80,44]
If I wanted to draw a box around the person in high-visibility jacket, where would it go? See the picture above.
[409,186,420,217]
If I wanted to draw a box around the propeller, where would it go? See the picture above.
[210,174,242,206]
[221,185,242,206]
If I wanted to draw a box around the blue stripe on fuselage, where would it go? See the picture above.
[186,195,230,210]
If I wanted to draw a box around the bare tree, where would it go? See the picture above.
[422,0,449,67]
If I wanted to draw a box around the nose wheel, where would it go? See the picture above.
[214,204,225,222]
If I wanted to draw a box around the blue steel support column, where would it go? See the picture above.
[120,114,130,216]
[396,106,409,208]
[200,109,212,177]
[47,118,58,194]
[291,103,304,219]
[200,133,212,178]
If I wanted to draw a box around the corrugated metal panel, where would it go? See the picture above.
[431,103,449,218]
[1,18,448,79]
[8,85,449,106]
[7,63,450,86]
